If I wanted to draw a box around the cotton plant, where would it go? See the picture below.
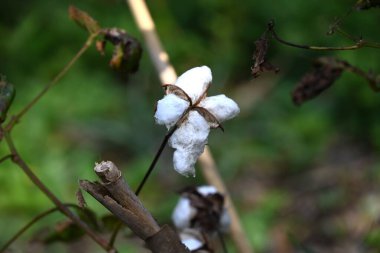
[154,66,240,176]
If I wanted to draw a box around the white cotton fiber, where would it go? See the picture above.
[169,111,210,176]
[175,66,212,103]
[181,237,203,251]
[197,185,218,196]
[155,94,189,129]
[200,94,240,122]
[219,208,231,233]
[172,197,196,229]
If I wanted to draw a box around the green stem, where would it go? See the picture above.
[0,204,79,253]
[5,33,98,132]
[0,154,13,164]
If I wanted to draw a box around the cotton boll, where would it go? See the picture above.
[181,237,203,251]
[172,197,196,229]
[155,94,189,129]
[175,66,212,103]
[219,209,231,233]
[197,185,218,196]
[200,94,240,122]
[169,111,210,176]
[179,229,207,252]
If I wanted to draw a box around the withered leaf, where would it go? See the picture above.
[355,0,380,10]
[42,220,85,244]
[293,57,380,105]
[192,107,224,131]
[99,28,142,74]
[68,6,100,34]
[292,57,344,106]
[0,75,15,123]
[252,32,280,78]
[76,189,87,209]
[162,84,192,104]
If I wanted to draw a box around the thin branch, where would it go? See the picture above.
[81,162,190,253]
[0,204,80,253]
[5,33,98,132]
[1,129,113,252]
[125,1,253,253]
[333,26,380,48]
[0,154,13,164]
[107,222,124,249]
[218,230,229,253]
[268,21,380,51]
[135,124,178,195]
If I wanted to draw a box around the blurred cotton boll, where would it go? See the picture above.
[172,185,231,234]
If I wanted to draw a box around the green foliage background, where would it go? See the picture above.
[1,0,380,252]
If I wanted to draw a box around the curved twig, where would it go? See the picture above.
[0,204,80,253]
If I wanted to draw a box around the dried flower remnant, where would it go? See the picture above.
[68,5,100,34]
[96,28,142,74]
[154,66,240,176]
[355,0,380,10]
[172,185,231,233]
[252,32,280,78]
[293,57,380,105]
[292,58,344,105]
[0,76,15,123]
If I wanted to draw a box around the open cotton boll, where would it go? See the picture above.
[169,111,210,176]
[200,94,240,122]
[181,237,203,251]
[175,66,212,103]
[172,197,196,229]
[155,94,189,129]
[219,208,231,233]
[197,185,218,196]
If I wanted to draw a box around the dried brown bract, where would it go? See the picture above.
[68,5,100,34]
[355,0,380,10]
[97,28,142,74]
[293,57,380,105]
[292,57,344,105]
[252,32,280,78]
[0,75,15,123]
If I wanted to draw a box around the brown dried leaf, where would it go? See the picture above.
[0,75,15,123]
[76,189,87,209]
[193,107,224,131]
[162,84,192,104]
[292,57,344,106]
[252,33,280,78]
[68,6,100,34]
[355,0,380,10]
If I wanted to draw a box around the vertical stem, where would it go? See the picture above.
[135,125,178,195]
[125,1,253,253]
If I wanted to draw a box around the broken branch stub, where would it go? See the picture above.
[80,161,190,253]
